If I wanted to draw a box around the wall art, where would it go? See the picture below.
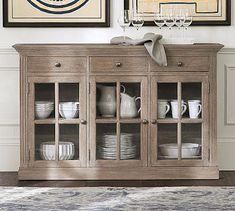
[3,0,110,27]
[124,0,231,26]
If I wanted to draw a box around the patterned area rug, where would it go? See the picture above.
[0,187,235,210]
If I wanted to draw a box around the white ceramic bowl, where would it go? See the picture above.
[36,107,54,110]
[36,107,54,111]
[35,101,54,106]
[59,102,80,119]
[40,142,75,160]
[59,109,79,119]
[59,102,79,109]
[159,143,200,158]
[35,101,54,119]
[35,108,54,119]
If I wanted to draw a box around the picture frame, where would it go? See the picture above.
[3,0,110,27]
[124,0,231,26]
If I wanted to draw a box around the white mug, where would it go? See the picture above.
[171,100,187,119]
[188,100,202,119]
[158,100,170,119]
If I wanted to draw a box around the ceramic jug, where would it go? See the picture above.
[120,92,141,118]
[97,85,116,117]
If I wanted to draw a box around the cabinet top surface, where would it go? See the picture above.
[13,43,223,52]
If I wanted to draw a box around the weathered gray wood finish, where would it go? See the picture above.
[14,44,223,180]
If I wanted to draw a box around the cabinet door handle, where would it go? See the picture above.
[55,62,61,68]
[115,62,122,67]
[142,119,149,124]
[151,119,157,124]
[177,61,183,67]
[81,119,87,125]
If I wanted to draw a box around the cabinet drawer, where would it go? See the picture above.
[151,56,210,72]
[90,56,148,73]
[28,57,87,73]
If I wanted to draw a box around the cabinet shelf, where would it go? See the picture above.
[34,118,81,124]
[96,118,142,124]
[34,119,55,124]
[59,118,80,124]
[157,119,178,124]
[157,118,203,124]
[181,118,203,124]
[96,118,117,124]
[120,118,142,124]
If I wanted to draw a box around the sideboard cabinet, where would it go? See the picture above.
[14,44,223,180]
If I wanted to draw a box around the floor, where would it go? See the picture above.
[0,171,235,187]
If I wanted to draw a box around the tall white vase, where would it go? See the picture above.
[97,85,116,117]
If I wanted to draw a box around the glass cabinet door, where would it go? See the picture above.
[151,75,209,166]
[28,78,86,167]
[90,77,148,167]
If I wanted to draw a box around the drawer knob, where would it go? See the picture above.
[81,119,87,125]
[55,62,61,68]
[151,119,157,124]
[115,62,122,68]
[177,61,183,67]
[142,119,149,124]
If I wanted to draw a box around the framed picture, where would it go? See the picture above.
[3,0,110,27]
[124,0,231,26]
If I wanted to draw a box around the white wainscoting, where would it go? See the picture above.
[0,47,234,171]
[217,48,235,170]
[0,48,20,171]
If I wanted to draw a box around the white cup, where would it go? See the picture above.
[171,100,187,119]
[158,100,170,119]
[188,100,202,119]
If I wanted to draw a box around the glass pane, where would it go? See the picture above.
[59,83,80,119]
[120,83,141,119]
[35,124,55,161]
[59,124,79,160]
[120,124,140,160]
[182,83,202,119]
[182,123,202,160]
[96,83,116,119]
[96,124,117,160]
[158,124,177,160]
[35,83,55,120]
[157,83,177,119]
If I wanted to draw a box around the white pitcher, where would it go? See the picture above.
[97,85,116,117]
[120,92,141,118]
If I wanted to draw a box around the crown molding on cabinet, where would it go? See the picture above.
[0,46,234,55]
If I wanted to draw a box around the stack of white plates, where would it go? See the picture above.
[35,101,54,119]
[40,142,75,160]
[97,133,139,160]
[159,143,201,159]
[59,102,80,119]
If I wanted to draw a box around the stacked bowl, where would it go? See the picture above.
[40,141,75,160]
[59,102,80,119]
[159,143,201,159]
[35,101,54,119]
